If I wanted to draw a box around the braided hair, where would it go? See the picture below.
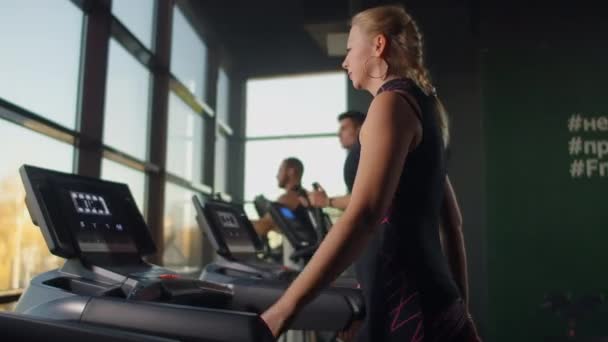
[352,5,450,146]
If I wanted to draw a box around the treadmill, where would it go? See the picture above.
[253,190,333,264]
[266,201,322,263]
[0,311,177,342]
[194,196,364,331]
[195,196,300,282]
[266,201,358,288]
[16,164,273,342]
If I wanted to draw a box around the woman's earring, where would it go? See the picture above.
[364,56,388,79]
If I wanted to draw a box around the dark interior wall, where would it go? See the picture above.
[481,1,608,340]
[347,86,372,114]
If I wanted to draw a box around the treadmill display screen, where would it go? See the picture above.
[20,165,156,259]
[71,192,111,216]
[207,204,258,255]
[217,211,240,229]
[64,187,137,253]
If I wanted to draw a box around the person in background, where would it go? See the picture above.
[308,110,365,210]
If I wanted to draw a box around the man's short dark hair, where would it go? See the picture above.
[283,157,304,178]
[338,110,366,127]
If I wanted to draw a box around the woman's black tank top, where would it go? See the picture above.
[354,78,460,341]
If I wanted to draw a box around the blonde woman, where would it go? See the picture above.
[262,5,480,341]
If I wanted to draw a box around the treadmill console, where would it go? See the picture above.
[20,165,156,259]
[193,196,263,258]
[267,202,317,249]
[19,165,233,303]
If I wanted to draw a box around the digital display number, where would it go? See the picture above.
[70,191,111,216]
[217,211,239,229]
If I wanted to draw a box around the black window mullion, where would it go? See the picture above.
[146,0,173,265]
[204,48,220,190]
[75,0,112,177]
[227,75,247,203]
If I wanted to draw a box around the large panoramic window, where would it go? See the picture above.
[244,72,347,202]
[0,1,83,129]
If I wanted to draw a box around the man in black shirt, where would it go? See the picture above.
[253,157,307,236]
[309,110,365,210]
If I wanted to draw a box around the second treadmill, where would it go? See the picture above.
[194,196,365,331]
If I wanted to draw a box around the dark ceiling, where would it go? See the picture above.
[184,0,608,79]
[185,0,477,78]
[186,0,354,78]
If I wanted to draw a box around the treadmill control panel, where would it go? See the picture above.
[20,165,156,258]
[268,202,317,248]
[68,190,136,253]
[193,196,263,258]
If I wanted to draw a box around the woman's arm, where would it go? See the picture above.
[261,92,421,336]
[440,175,469,307]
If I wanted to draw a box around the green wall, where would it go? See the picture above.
[484,44,608,340]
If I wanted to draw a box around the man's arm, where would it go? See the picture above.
[253,213,276,236]
[440,175,469,307]
[308,186,351,210]
[328,194,350,210]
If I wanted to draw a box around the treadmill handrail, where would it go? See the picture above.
[26,295,274,342]
[0,311,177,342]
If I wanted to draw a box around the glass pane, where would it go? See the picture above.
[244,137,347,201]
[246,72,347,137]
[0,303,17,312]
[112,0,155,50]
[214,133,228,194]
[103,39,151,160]
[0,1,82,129]
[163,182,202,272]
[0,120,73,292]
[101,159,146,215]
[216,68,230,125]
[166,92,204,184]
[171,7,208,102]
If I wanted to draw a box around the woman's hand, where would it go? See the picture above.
[261,301,295,338]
